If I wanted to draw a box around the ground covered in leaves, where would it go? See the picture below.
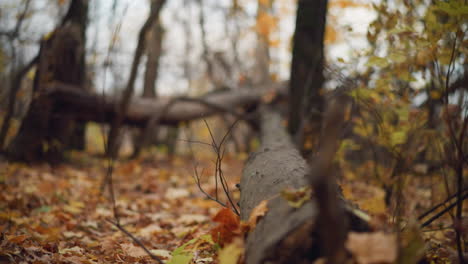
[0,150,466,263]
[0,151,245,264]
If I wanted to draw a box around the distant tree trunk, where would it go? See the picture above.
[6,0,88,162]
[133,17,165,158]
[107,0,166,158]
[142,20,163,99]
[288,0,327,148]
[251,0,273,85]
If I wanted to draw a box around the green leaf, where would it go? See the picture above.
[168,235,215,264]
[168,254,192,264]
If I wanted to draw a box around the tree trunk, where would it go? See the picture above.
[142,19,163,98]
[107,0,166,158]
[133,15,165,157]
[251,0,273,85]
[240,106,368,264]
[7,0,88,162]
[288,0,327,147]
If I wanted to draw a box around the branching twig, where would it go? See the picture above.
[192,166,227,207]
[188,118,241,216]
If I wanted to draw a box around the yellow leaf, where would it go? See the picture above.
[281,186,312,208]
[219,238,244,264]
[391,130,407,146]
[366,56,389,68]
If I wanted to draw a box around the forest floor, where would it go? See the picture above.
[0,148,465,263]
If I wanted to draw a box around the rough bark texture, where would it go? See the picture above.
[240,106,368,264]
[7,0,88,162]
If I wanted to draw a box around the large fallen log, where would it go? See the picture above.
[240,106,368,264]
[46,82,287,126]
[4,82,286,161]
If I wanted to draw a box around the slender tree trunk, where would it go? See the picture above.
[132,4,165,158]
[251,0,273,85]
[107,0,166,158]
[288,0,328,147]
[142,20,163,99]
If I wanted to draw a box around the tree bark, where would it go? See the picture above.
[6,0,88,162]
[240,106,368,264]
[288,0,327,147]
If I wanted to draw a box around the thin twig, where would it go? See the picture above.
[192,166,227,207]
[106,219,164,264]
[418,187,468,221]
[420,192,468,228]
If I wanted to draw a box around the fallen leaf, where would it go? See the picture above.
[150,249,172,259]
[345,232,397,264]
[281,186,312,208]
[218,238,244,264]
[178,214,209,224]
[165,188,190,199]
[121,243,147,258]
[211,209,240,245]
[59,246,85,255]
[7,234,29,243]
[246,200,268,230]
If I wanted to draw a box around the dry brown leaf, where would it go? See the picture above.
[345,232,397,264]
[121,243,147,258]
[247,200,268,230]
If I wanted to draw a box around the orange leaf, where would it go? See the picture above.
[7,234,29,244]
[210,225,236,246]
[212,208,239,231]
[211,208,240,246]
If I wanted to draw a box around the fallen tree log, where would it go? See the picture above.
[46,82,287,126]
[5,82,286,161]
[239,106,369,264]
